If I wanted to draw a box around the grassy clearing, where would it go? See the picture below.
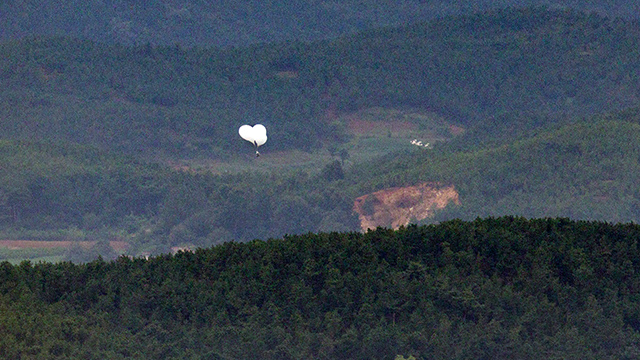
[0,240,130,264]
[173,107,458,175]
[0,246,67,264]
[173,135,432,175]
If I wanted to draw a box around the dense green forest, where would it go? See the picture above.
[2,8,640,157]
[0,139,361,259]
[1,0,639,47]
[3,7,640,261]
[4,5,640,357]
[4,107,640,260]
[354,115,640,223]
[2,218,640,359]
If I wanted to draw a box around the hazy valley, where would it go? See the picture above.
[3,4,640,358]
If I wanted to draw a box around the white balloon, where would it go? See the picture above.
[238,124,267,147]
[238,125,254,142]
[252,124,267,146]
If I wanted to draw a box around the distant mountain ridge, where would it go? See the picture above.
[2,7,640,158]
[1,1,639,47]
[3,7,640,254]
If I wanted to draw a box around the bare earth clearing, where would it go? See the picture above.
[353,182,461,231]
[0,240,129,252]
[169,107,459,175]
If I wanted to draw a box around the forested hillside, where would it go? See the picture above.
[1,0,639,47]
[2,218,640,359]
[0,140,360,260]
[4,8,640,261]
[0,140,169,230]
[4,106,640,260]
[2,8,640,158]
[3,4,640,358]
[351,115,640,224]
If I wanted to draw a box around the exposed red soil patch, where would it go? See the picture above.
[347,119,418,136]
[353,182,460,231]
[449,124,466,136]
[0,240,130,252]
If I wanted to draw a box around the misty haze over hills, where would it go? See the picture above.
[2,4,640,258]
[4,3,640,358]
[1,0,639,47]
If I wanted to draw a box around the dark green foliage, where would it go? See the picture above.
[3,1,639,48]
[2,9,640,158]
[2,218,640,358]
[5,113,640,256]
[5,8,640,259]
[0,140,361,250]
[0,140,170,232]
[321,160,345,182]
[352,117,640,224]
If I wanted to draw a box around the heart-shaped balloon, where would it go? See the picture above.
[239,124,267,146]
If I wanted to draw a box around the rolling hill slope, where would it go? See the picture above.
[350,114,640,224]
[2,218,640,358]
[1,1,639,47]
[2,8,640,160]
[3,8,640,260]
[3,107,640,258]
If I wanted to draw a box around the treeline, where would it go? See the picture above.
[4,8,640,256]
[4,1,639,47]
[2,217,640,359]
[0,140,170,233]
[0,140,359,252]
[4,111,640,254]
[352,116,640,224]
[2,8,640,157]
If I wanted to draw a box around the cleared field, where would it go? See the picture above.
[0,240,130,264]
[0,240,129,251]
[170,107,458,175]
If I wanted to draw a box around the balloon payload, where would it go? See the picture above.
[239,124,267,156]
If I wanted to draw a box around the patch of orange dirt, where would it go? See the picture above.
[347,119,418,136]
[449,124,466,136]
[353,182,460,231]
